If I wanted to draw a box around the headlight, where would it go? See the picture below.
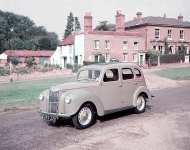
[65,96,72,104]
[39,94,44,101]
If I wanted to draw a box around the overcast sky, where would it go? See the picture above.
[0,0,189,39]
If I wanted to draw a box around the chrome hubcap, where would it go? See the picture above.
[137,96,145,111]
[78,107,92,126]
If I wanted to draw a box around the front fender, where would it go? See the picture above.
[59,89,104,116]
[132,86,151,107]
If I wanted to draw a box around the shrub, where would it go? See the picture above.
[146,50,159,66]
[0,66,10,76]
[160,54,180,64]
[66,64,73,69]
[25,57,36,67]
[9,57,20,66]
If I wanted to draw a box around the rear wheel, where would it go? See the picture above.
[134,95,146,113]
[72,103,96,129]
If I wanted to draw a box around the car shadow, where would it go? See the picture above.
[49,104,152,127]
[98,104,152,122]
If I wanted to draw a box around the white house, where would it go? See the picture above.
[50,33,84,68]
[0,52,8,65]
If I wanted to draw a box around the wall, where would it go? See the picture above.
[84,33,145,63]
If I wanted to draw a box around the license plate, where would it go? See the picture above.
[41,113,57,121]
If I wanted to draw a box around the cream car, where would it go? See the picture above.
[39,63,151,129]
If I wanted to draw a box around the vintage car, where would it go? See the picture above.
[39,63,151,129]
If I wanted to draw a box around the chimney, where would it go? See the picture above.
[136,12,142,19]
[116,10,125,32]
[178,14,183,22]
[84,12,92,33]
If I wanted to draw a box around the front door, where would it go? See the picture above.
[99,68,123,111]
[121,68,136,106]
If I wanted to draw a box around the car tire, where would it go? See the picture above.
[72,103,96,129]
[134,95,146,114]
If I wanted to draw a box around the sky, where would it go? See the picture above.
[0,0,189,39]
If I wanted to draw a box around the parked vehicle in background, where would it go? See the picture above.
[39,62,151,129]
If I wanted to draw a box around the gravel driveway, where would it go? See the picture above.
[0,85,190,150]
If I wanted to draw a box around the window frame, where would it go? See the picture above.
[155,28,160,39]
[134,68,142,78]
[123,41,128,51]
[105,40,111,50]
[103,68,119,82]
[168,29,172,39]
[121,68,134,80]
[94,40,100,49]
[180,30,184,40]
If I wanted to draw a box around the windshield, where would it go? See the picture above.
[77,69,101,81]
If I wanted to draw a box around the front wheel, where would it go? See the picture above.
[72,103,96,129]
[134,95,146,113]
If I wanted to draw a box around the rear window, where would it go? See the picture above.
[134,68,141,78]
[122,68,134,80]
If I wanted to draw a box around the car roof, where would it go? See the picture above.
[80,62,141,70]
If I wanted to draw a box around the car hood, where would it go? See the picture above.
[50,81,98,92]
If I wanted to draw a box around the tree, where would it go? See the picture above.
[8,57,19,65]
[0,10,58,52]
[95,21,115,31]
[64,12,74,38]
[25,57,35,67]
[74,17,81,31]
[178,44,186,62]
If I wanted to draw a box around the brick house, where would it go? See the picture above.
[125,12,190,55]
[51,11,190,68]
[0,50,53,65]
[51,11,146,68]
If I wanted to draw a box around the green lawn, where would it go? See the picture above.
[155,67,190,80]
[0,76,74,107]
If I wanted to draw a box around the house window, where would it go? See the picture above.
[155,28,160,39]
[123,41,128,50]
[105,53,110,62]
[153,46,156,50]
[180,30,184,40]
[123,53,128,62]
[158,46,163,54]
[134,42,138,50]
[168,29,172,39]
[105,40,110,49]
[94,40,100,49]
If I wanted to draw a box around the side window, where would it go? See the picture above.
[134,68,141,78]
[122,68,134,80]
[103,69,119,82]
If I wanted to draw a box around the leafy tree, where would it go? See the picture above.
[8,57,19,65]
[178,44,186,62]
[64,12,74,38]
[25,57,35,67]
[95,21,115,31]
[0,10,58,52]
[74,17,81,31]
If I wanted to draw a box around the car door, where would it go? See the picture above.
[99,68,123,111]
[121,67,137,106]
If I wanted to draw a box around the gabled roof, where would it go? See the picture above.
[4,50,54,57]
[125,16,190,29]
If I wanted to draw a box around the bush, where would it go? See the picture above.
[160,54,180,64]
[66,64,73,69]
[25,57,36,67]
[0,66,10,76]
[9,57,20,66]
[14,67,32,75]
[146,50,159,66]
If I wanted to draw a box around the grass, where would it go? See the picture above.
[0,76,74,107]
[155,67,190,80]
